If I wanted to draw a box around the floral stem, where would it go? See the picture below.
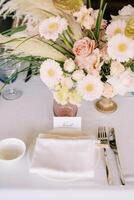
[15,34,39,49]
[0,83,6,93]
[95,0,105,40]
[60,34,73,49]
[39,8,57,17]
[38,38,74,59]
[61,32,73,48]
[86,0,92,8]
[65,29,75,44]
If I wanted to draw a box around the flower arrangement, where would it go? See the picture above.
[0,0,134,107]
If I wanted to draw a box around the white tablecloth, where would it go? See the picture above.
[0,76,134,200]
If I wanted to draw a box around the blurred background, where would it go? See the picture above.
[0,0,134,32]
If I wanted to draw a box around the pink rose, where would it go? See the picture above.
[73,37,95,57]
[75,49,101,75]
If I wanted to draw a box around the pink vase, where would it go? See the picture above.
[53,100,78,117]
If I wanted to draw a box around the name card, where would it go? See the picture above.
[53,117,81,130]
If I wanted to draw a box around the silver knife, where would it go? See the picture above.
[108,128,125,185]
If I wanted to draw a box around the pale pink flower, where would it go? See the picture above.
[73,37,95,57]
[110,61,125,76]
[64,58,75,73]
[73,6,95,30]
[75,49,101,76]
[61,77,74,89]
[100,44,107,57]
[72,70,85,81]
[102,83,117,98]
[108,69,134,95]
[26,22,39,36]
[100,44,110,61]
[119,4,134,16]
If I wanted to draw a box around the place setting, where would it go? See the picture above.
[0,0,134,198]
[27,126,126,185]
[0,122,127,186]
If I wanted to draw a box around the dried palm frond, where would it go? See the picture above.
[0,0,60,25]
[0,33,66,61]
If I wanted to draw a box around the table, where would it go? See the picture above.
[0,76,134,200]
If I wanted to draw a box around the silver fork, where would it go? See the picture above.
[98,127,113,185]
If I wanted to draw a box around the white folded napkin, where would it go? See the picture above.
[30,132,97,181]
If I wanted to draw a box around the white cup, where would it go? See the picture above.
[0,138,26,163]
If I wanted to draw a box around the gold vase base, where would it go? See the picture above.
[95,98,117,113]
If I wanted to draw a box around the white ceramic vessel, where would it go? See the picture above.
[0,138,26,163]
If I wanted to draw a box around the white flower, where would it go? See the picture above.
[106,20,126,39]
[39,16,68,41]
[107,34,134,62]
[119,5,134,16]
[108,69,134,95]
[40,59,62,89]
[64,58,75,73]
[110,61,125,76]
[102,83,117,98]
[73,6,95,30]
[61,77,74,89]
[77,75,103,101]
[72,69,85,81]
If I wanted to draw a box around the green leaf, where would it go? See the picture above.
[15,34,38,49]
[88,30,97,41]
[130,63,134,72]
[100,62,110,82]
[1,25,26,36]
[40,39,74,59]
[24,64,33,82]
[94,0,107,40]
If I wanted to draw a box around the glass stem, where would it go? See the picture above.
[9,88,15,95]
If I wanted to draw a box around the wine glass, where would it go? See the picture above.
[0,58,22,100]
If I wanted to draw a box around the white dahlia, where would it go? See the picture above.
[39,16,68,41]
[40,59,62,89]
[107,34,134,62]
[77,75,103,101]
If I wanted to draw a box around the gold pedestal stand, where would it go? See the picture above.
[95,97,117,113]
